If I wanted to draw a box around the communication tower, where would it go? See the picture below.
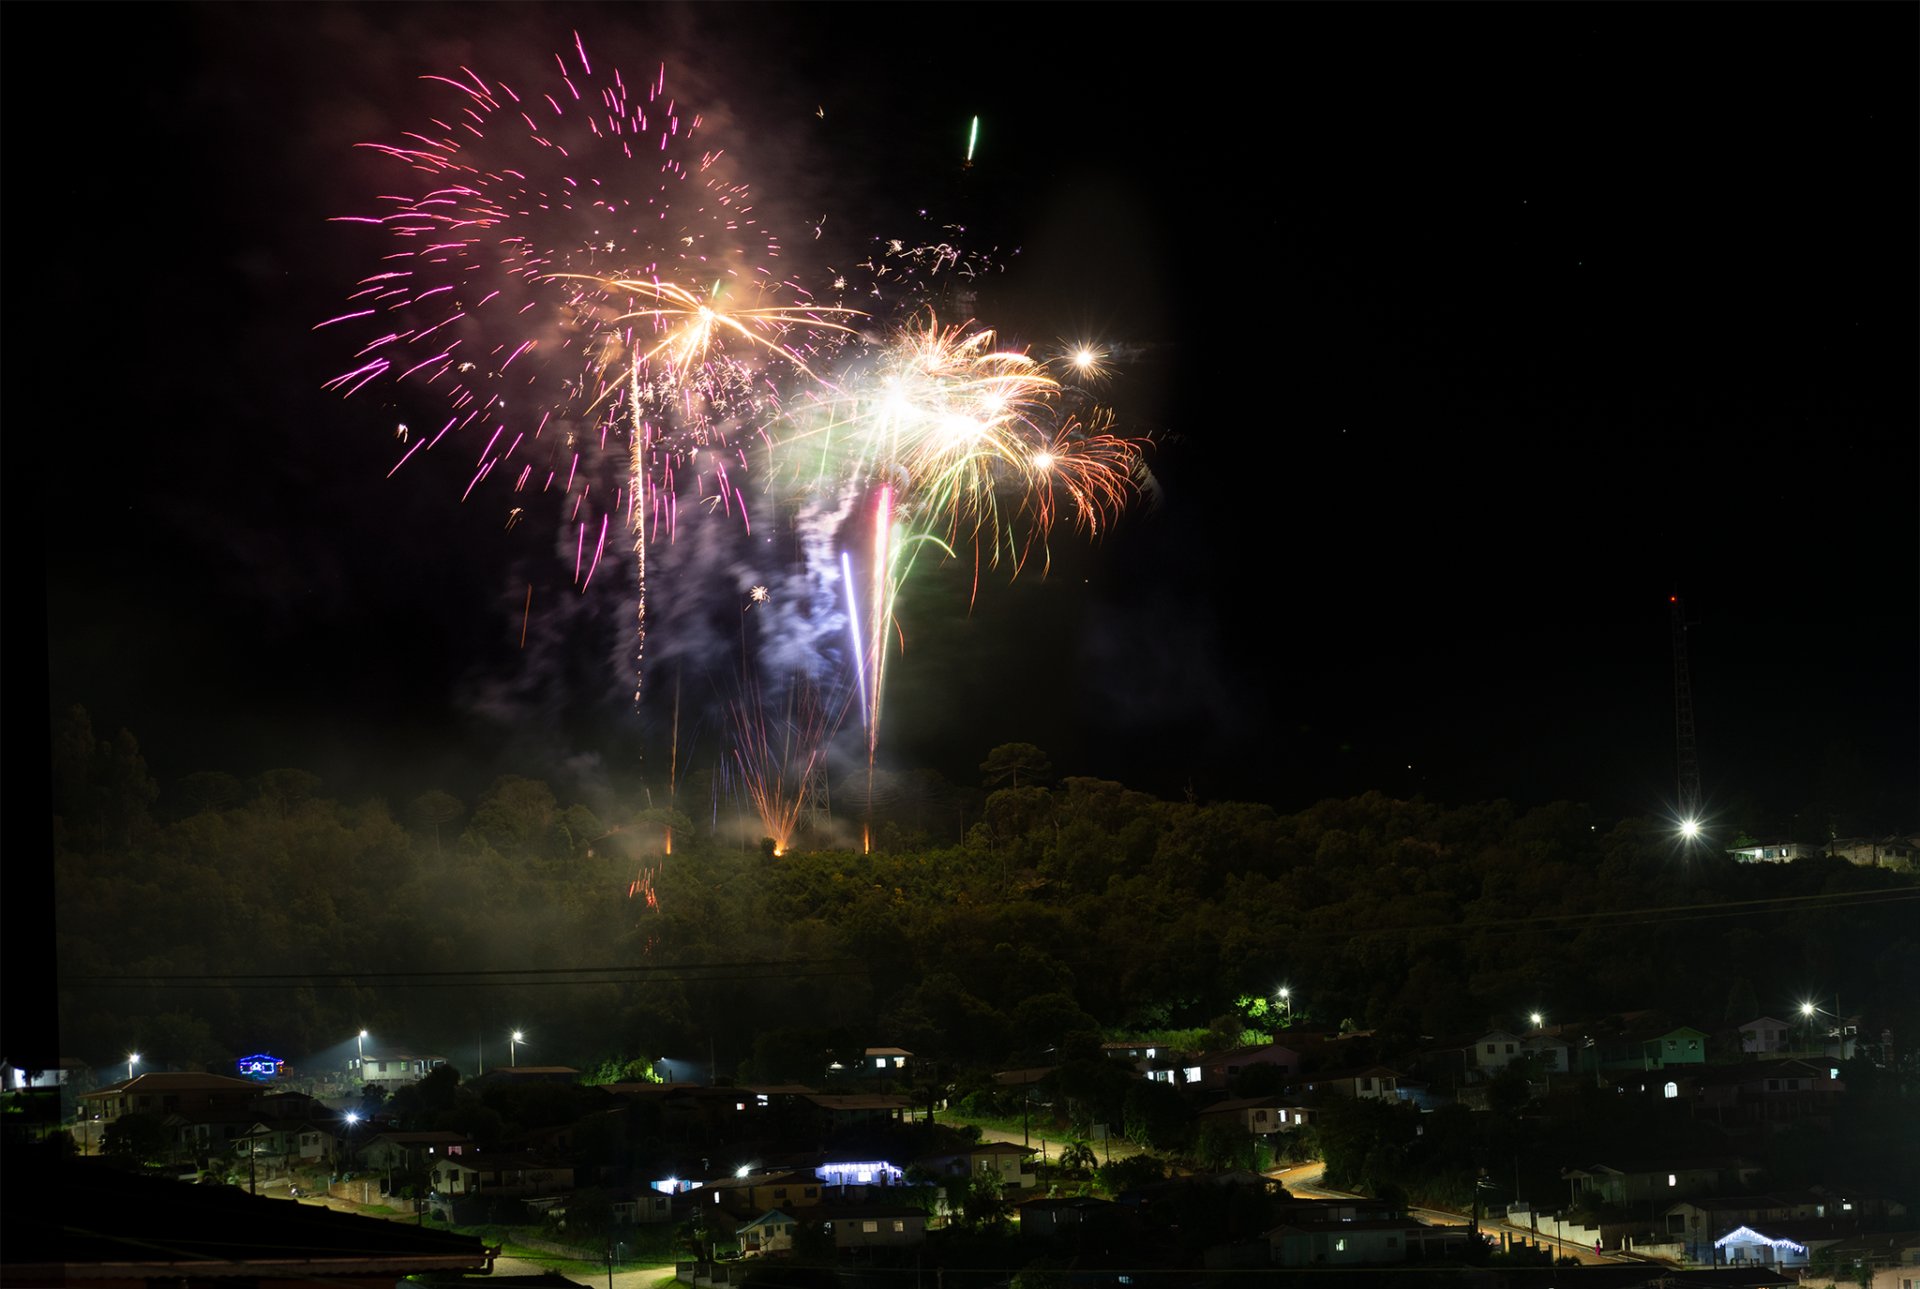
[802,759,831,834]
[1669,595,1702,822]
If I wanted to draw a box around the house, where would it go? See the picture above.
[737,1208,801,1256]
[1143,1052,1206,1086]
[915,1140,1036,1188]
[235,1119,338,1167]
[1101,1040,1163,1066]
[1797,1231,1920,1289]
[360,1130,472,1172]
[1741,1017,1794,1055]
[1826,836,1917,871]
[1528,1037,1571,1075]
[1664,1193,1826,1264]
[1729,840,1822,864]
[1197,1096,1286,1135]
[345,1050,447,1089]
[79,1071,265,1125]
[1569,1016,1710,1072]
[163,1106,270,1160]
[1298,1067,1401,1101]
[430,1154,575,1199]
[1469,1030,1528,1076]
[1268,1217,1474,1266]
[1018,1195,1122,1239]
[611,1188,677,1225]
[800,1092,919,1132]
[607,1080,769,1140]
[1809,1185,1910,1221]
[817,1205,928,1249]
[1712,1221,1850,1270]
[3,1057,86,1091]
[1198,1043,1300,1089]
[992,1066,1057,1090]
[1670,1059,1846,1129]
[863,1047,912,1076]
[697,1168,825,1218]
[1562,1158,1759,1207]
[814,1159,907,1188]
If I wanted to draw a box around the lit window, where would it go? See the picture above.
[1664,1082,1678,1099]
[1668,1174,1677,1187]
[893,1220,905,1232]
[863,1220,878,1233]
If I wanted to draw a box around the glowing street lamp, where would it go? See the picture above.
[1277,987,1292,1022]
[1678,817,1702,842]
[511,1031,524,1068]
[357,1029,368,1062]
[1529,1011,1545,1030]
[127,1053,139,1083]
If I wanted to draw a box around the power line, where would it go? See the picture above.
[67,958,866,990]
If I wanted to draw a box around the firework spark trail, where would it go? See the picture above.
[771,310,1151,845]
[728,667,855,856]
[322,35,863,706]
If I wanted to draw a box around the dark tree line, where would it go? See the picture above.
[53,709,1920,1089]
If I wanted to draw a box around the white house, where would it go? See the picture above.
[1728,840,1820,864]
[347,1052,447,1089]
[1740,1017,1793,1055]
[1470,1031,1526,1075]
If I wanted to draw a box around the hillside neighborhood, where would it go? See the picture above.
[11,999,1917,1288]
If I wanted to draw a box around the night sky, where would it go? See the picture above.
[26,3,1918,833]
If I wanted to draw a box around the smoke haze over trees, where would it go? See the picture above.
[53,709,1919,1091]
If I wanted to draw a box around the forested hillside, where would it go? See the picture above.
[52,708,1919,1078]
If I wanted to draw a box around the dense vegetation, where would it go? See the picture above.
[52,707,1920,1090]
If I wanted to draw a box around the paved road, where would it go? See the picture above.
[1268,1161,1612,1267]
[488,1251,676,1287]
[284,1191,677,1285]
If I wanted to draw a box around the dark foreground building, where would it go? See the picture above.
[1,1146,495,1288]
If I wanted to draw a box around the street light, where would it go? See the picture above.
[511,1031,524,1068]
[1277,987,1291,1023]
[357,1030,368,1062]
[127,1053,140,1083]
[1529,1012,1544,1030]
